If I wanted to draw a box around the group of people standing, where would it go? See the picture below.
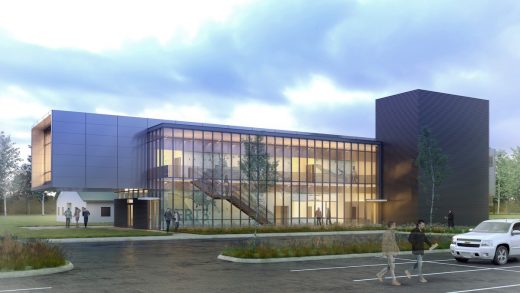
[64,207,91,228]
[163,208,180,232]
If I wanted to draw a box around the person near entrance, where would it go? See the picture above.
[74,207,81,228]
[173,210,180,231]
[315,207,323,225]
[164,208,173,232]
[326,208,332,225]
[64,207,72,228]
[82,207,90,228]
[405,220,438,283]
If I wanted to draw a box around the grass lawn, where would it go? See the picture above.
[489,214,520,219]
[0,215,168,239]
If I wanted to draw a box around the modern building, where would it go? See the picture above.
[32,89,489,229]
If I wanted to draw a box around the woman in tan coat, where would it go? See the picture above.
[376,221,401,286]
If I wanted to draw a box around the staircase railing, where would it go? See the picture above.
[192,170,273,224]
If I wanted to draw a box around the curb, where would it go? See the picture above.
[217,249,452,263]
[0,261,74,279]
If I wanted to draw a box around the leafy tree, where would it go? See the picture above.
[240,135,278,248]
[495,147,520,212]
[0,131,21,216]
[415,128,449,227]
[11,155,49,215]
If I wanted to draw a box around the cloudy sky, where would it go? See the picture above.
[1,0,519,160]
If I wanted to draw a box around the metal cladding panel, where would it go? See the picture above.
[86,113,118,125]
[51,112,87,190]
[53,143,85,156]
[53,154,85,167]
[376,90,489,226]
[52,111,86,123]
[52,132,85,145]
[417,91,489,225]
[86,124,118,136]
[376,90,420,224]
[52,121,85,134]
[117,116,148,189]
[114,199,128,227]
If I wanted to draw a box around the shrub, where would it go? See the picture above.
[221,234,453,259]
[0,233,66,271]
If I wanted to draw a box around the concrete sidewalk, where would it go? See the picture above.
[47,230,386,243]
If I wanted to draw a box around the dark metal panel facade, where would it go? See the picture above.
[417,91,489,225]
[376,90,489,226]
[376,90,420,224]
[113,199,128,227]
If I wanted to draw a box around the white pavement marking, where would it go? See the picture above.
[290,261,417,272]
[395,257,520,273]
[353,267,493,282]
[0,288,52,292]
[291,257,456,272]
[446,283,520,293]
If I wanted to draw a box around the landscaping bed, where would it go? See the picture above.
[181,223,470,235]
[0,234,66,272]
[221,233,452,259]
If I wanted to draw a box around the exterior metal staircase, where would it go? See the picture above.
[192,173,272,224]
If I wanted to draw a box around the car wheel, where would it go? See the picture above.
[493,245,509,265]
[455,257,469,263]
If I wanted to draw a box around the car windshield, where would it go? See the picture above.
[473,222,511,233]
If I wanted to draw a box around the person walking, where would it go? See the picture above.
[315,207,322,225]
[224,175,230,198]
[405,220,437,283]
[64,207,72,228]
[445,210,455,229]
[164,208,173,232]
[376,221,401,286]
[326,208,332,225]
[82,207,90,228]
[173,210,180,231]
[74,207,80,228]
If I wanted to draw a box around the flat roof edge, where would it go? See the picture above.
[148,123,381,144]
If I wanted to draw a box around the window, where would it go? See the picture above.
[101,207,111,217]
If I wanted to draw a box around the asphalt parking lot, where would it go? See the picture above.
[1,239,520,292]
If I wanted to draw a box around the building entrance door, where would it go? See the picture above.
[127,200,133,227]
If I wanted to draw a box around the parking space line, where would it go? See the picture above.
[446,283,520,293]
[353,267,493,282]
[396,257,520,273]
[0,288,52,293]
[290,260,418,272]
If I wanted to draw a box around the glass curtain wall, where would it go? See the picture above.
[148,127,380,228]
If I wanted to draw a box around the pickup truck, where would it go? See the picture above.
[450,219,520,265]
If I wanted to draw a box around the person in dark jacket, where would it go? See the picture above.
[82,207,90,228]
[164,208,173,232]
[404,220,437,283]
[445,210,455,229]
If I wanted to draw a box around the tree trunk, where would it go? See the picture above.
[3,195,6,216]
[41,194,45,215]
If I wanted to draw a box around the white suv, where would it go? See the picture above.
[450,219,520,265]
